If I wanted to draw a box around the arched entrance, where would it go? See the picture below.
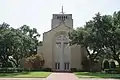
[103,60,110,69]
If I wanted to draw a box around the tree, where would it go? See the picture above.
[18,25,40,55]
[69,13,105,62]
[69,11,120,69]
[103,11,120,66]
[0,23,41,68]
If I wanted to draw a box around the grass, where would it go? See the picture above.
[0,71,51,78]
[74,72,120,79]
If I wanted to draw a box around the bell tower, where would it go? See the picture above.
[51,6,73,29]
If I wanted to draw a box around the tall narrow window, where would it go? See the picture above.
[64,63,66,70]
[56,42,61,48]
[65,16,66,18]
[58,63,60,69]
[55,62,60,69]
[67,63,69,69]
[64,62,69,70]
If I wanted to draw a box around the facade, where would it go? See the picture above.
[37,8,87,71]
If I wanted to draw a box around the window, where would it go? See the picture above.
[63,35,67,40]
[57,16,67,21]
[64,42,68,48]
[66,16,67,19]
[55,62,60,69]
[56,35,61,40]
[64,62,69,70]
[56,42,61,48]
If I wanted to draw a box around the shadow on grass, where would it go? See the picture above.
[0,71,51,78]
[0,72,29,77]
[75,72,120,79]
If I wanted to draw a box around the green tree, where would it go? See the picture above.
[69,11,120,69]
[0,23,41,68]
[69,13,105,62]
[104,11,120,66]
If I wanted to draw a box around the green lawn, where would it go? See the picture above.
[0,72,51,78]
[74,72,120,79]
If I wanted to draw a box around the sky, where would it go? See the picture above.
[0,0,120,40]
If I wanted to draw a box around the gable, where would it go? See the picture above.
[44,23,73,35]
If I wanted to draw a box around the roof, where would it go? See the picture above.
[43,22,73,34]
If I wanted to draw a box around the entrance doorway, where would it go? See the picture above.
[54,62,70,71]
[54,34,71,71]
[64,62,70,71]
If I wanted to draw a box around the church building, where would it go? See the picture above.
[38,7,87,71]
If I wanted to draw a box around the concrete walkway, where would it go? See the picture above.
[46,73,79,80]
[0,73,119,80]
[46,73,119,80]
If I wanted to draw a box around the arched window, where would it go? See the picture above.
[103,61,109,69]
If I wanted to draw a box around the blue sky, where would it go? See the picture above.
[0,0,120,40]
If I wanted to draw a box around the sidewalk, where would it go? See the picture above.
[46,72,79,80]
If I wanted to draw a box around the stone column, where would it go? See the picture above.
[60,41,64,71]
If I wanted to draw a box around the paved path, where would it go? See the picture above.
[0,73,119,80]
[46,73,119,80]
[46,73,80,80]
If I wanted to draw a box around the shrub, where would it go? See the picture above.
[104,68,120,74]
[81,57,90,71]
[23,53,44,70]
[0,68,24,73]
[71,68,77,72]
[42,68,52,72]
[111,62,116,68]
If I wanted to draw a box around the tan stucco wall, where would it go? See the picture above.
[38,23,87,70]
[40,24,72,69]
[71,45,82,70]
